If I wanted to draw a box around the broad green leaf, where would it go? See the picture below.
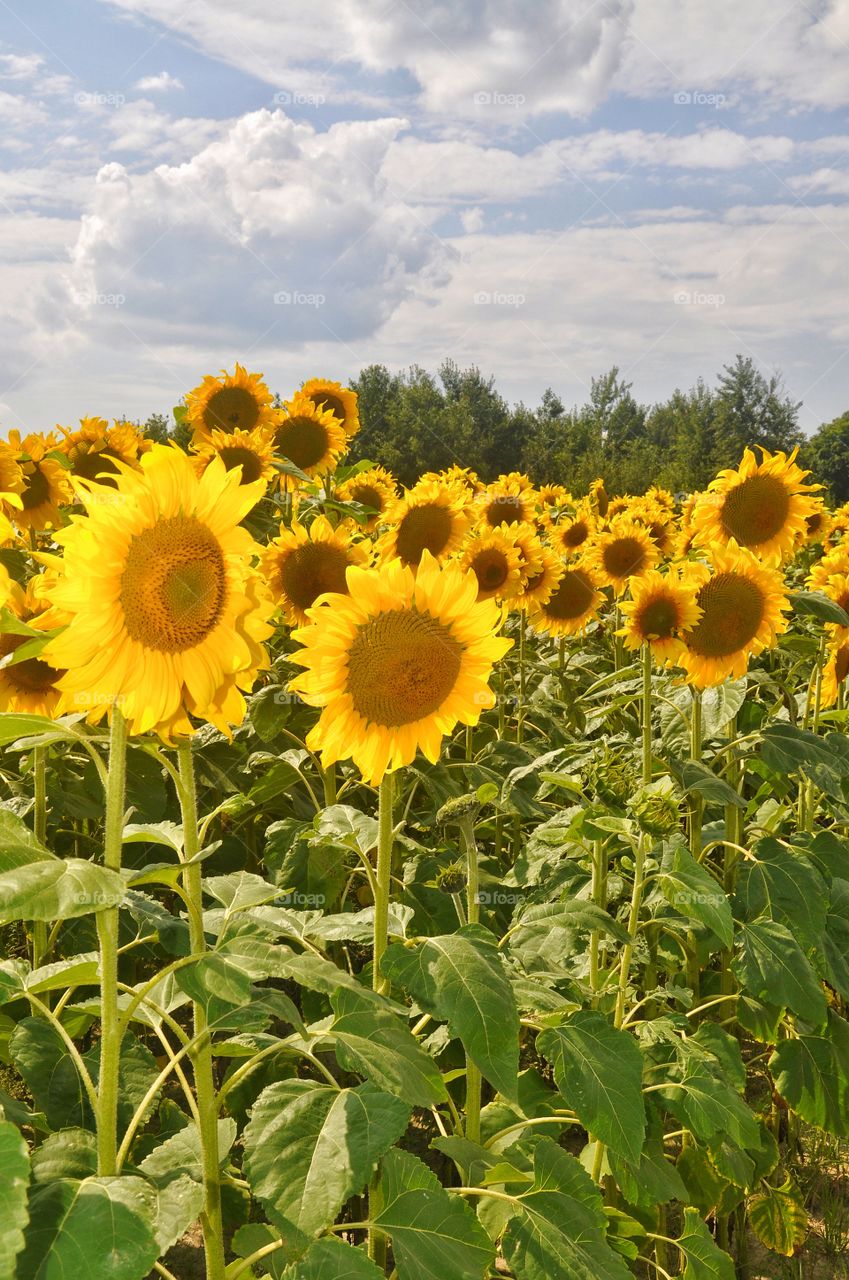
[680,761,745,809]
[10,1018,92,1130]
[25,952,100,996]
[139,1117,236,1181]
[16,1176,159,1280]
[660,1067,760,1149]
[537,1012,646,1161]
[0,857,124,923]
[313,805,378,854]
[660,847,734,947]
[30,1129,97,1183]
[788,590,849,626]
[748,1177,808,1256]
[509,901,630,945]
[734,839,827,950]
[243,1079,410,1239]
[329,989,447,1107]
[769,1011,849,1136]
[0,714,72,747]
[374,1147,494,1280]
[175,953,253,1008]
[381,926,520,1101]
[676,1207,735,1279]
[822,877,849,1000]
[282,1237,384,1278]
[759,724,837,775]
[274,949,404,1010]
[610,1138,688,1211]
[733,919,826,1024]
[0,1116,29,1277]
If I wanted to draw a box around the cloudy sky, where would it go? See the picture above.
[1,0,848,432]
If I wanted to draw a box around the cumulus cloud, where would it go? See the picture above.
[134,71,184,92]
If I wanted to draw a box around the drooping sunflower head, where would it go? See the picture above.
[336,465,398,531]
[479,477,535,529]
[378,480,470,567]
[585,516,659,594]
[589,477,609,517]
[529,563,603,637]
[618,567,703,665]
[0,440,25,503]
[691,447,820,565]
[58,416,146,488]
[822,640,849,708]
[299,378,359,439]
[43,444,273,738]
[607,497,632,519]
[274,392,348,486]
[261,515,369,626]
[0,573,65,717]
[5,430,73,532]
[678,543,790,688]
[192,426,276,494]
[186,364,280,441]
[289,551,512,784]
[459,527,524,601]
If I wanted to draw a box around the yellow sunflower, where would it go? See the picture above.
[678,544,790,688]
[192,426,276,491]
[378,480,470,567]
[274,392,348,485]
[803,501,832,546]
[550,506,595,558]
[630,499,676,556]
[514,544,564,611]
[536,484,572,512]
[289,551,511,785]
[479,477,535,529]
[585,517,659,595]
[0,572,64,716]
[420,465,481,495]
[299,378,359,439]
[0,440,25,502]
[43,444,272,738]
[607,497,632,519]
[690,447,820,565]
[336,466,398,531]
[821,641,849,708]
[510,521,546,586]
[589,477,609,517]
[529,565,603,637]
[804,564,849,644]
[618,567,703,665]
[5,431,73,531]
[645,485,676,512]
[186,364,280,441]
[58,416,146,487]
[261,515,369,627]
[459,528,524,601]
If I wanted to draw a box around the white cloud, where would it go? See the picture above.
[134,71,184,92]
[0,53,44,81]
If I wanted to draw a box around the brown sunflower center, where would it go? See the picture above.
[351,483,382,513]
[686,572,765,658]
[309,391,346,423]
[21,464,51,511]
[561,520,589,549]
[720,474,791,548]
[120,516,227,653]
[602,536,648,580]
[203,386,261,433]
[0,633,61,693]
[395,503,454,565]
[637,595,679,639]
[544,569,595,620]
[279,542,351,611]
[471,548,510,594]
[347,608,462,727]
[275,416,330,470]
[806,512,823,536]
[73,448,122,487]
[217,445,265,485]
[485,496,524,527]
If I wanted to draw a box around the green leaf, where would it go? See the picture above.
[759,724,837,775]
[660,1068,759,1149]
[282,1237,384,1278]
[10,1018,92,1130]
[748,1177,808,1256]
[30,1129,97,1183]
[329,989,447,1107]
[789,590,849,627]
[243,1079,410,1240]
[0,857,124,923]
[17,1176,159,1280]
[373,1147,494,1280]
[139,1117,236,1182]
[769,1011,849,1136]
[0,1116,29,1277]
[660,847,734,947]
[680,761,746,809]
[381,926,520,1101]
[822,877,849,1000]
[733,919,827,1024]
[676,1207,735,1279]
[0,714,69,747]
[537,1012,646,1162]
[734,839,827,951]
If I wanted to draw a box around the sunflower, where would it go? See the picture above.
[0,573,64,716]
[607,497,631,519]
[261,515,369,626]
[479,477,535,529]
[58,416,146,487]
[378,480,470,567]
[821,641,849,708]
[690,447,820,565]
[804,564,849,644]
[645,485,676,512]
[192,426,276,492]
[420,465,481,495]
[803,502,832,546]
[550,506,595,558]
[5,431,73,531]
[677,544,790,688]
[630,500,676,556]
[585,517,658,595]
[536,484,572,513]
[618,567,703,665]
[0,440,24,502]
[289,551,511,785]
[274,392,348,485]
[299,378,359,439]
[336,466,398,531]
[529,564,603,637]
[589,477,609,517]
[43,444,272,738]
[186,364,280,441]
[459,528,524,601]
[515,544,564,610]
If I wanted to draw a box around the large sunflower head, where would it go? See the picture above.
[514,544,565,611]
[678,543,790,688]
[691,447,820,565]
[550,505,595,558]
[803,501,832,547]
[261,515,369,627]
[5,430,73,531]
[290,551,511,784]
[459,527,524,601]
[618,567,703,665]
[58,416,146,487]
[274,392,348,486]
[192,425,276,495]
[529,564,603,637]
[186,364,280,441]
[378,480,470,567]
[0,573,65,717]
[822,640,849,708]
[585,516,659,594]
[42,444,273,738]
[336,465,398,531]
[478,477,535,529]
[299,378,359,439]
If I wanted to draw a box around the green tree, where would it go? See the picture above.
[804,410,849,503]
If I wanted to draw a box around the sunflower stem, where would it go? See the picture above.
[95,705,128,1178]
[177,742,227,1280]
[31,745,49,973]
[460,815,482,1143]
[588,838,607,1004]
[373,772,395,994]
[641,644,653,785]
[614,833,647,1031]
[321,762,337,806]
[517,612,527,743]
[688,688,703,859]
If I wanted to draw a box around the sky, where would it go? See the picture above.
[0,0,848,433]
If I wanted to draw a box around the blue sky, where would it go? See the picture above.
[0,0,847,433]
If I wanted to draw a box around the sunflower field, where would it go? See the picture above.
[2,367,849,1280]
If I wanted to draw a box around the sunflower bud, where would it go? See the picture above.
[436,862,467,895]
[583,747,637,809]
[436,794,481,826]
[628,776,682,837]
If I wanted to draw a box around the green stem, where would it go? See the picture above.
[588,839,607,1002]
[689,688,703,859]
[31,745,49,972]
[461,816,482,1143]
[177,743,226,1280]
[614,835,647,1030]
[517,612,527,743]
[321,763,337,806]
[641,645,653,785]
[95,706,128,1177]
[372,773,395,995]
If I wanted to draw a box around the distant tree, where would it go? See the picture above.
[804,411,849,503]
[142,413,171,444]
[712,355,802,462]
